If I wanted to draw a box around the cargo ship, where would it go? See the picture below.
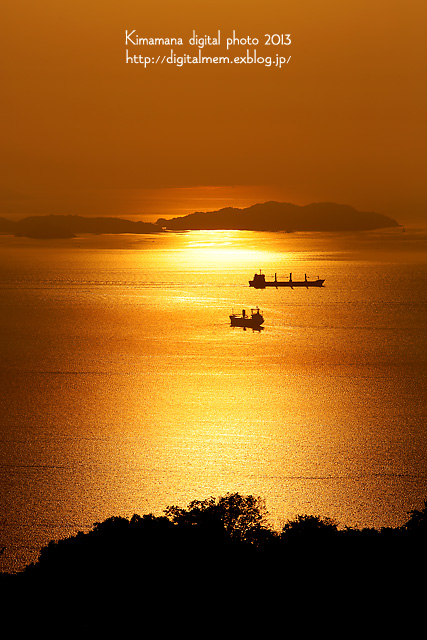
[249,271,325,289]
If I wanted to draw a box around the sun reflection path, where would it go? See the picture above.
[180,230,289,269]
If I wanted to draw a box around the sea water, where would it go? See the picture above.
[0,226,426,572]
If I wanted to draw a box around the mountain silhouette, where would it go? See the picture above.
[0,215,163,238]
[0,203,400,238]
[157,201,399,231]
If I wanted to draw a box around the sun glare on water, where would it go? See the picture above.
[178,230,285,269]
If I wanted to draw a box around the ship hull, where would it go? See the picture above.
[230,316,264,328]
[249,278,324,289]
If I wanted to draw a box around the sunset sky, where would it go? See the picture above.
[2,0,426,221]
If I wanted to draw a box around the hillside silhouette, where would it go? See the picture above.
[157,201,399,231]
[0,215,164,238]
[0,203,400,238]
[1,492,425,633]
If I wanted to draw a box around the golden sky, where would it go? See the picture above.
[2,0,426,221]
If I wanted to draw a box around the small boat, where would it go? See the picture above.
[249,271,325,289]
[230,307,264,328]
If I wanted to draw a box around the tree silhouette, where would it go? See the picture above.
[164,492,270,545]
[4,492,427,635]
[281,514,338,539]
[403,500,427,535]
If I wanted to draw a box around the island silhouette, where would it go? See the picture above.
[0,202,399,238]
[0,215,164,239]
[157,201,399,231]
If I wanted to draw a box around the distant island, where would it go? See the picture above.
[157,201,399,232]
[0,215,164,239]
[0,203,400,239]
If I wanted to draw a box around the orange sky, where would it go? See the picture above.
[2,1,426,221]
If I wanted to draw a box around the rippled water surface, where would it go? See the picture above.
[1,226,426,571]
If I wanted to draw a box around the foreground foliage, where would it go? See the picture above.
[2,493,427,632]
